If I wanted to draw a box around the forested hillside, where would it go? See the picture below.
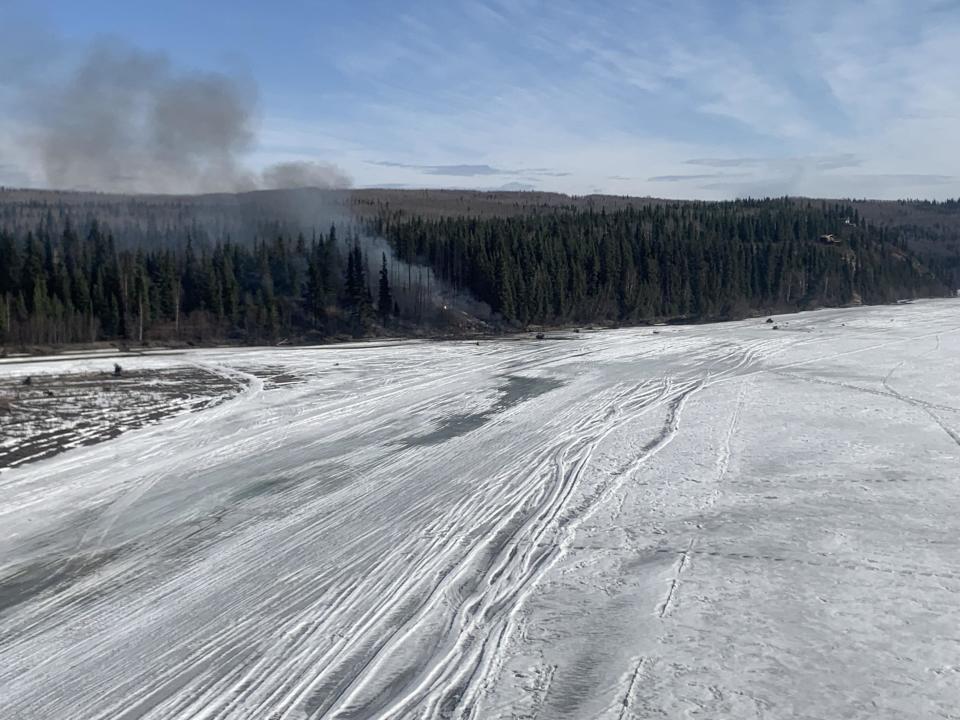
[3,187,959,283]
[374,199,949,326]
[0,192,952,349]
[852,199,960,287]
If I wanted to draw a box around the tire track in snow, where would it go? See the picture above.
[319,382,672,719]
[452,336,776,719]
[9,335,765,720]
[617,656,647,720]
[883,361,960,449]
[770,370,960,416]
[657,373,751,620]
[657,537,694,619]
[151,382,658,720]
[446,380,709,720]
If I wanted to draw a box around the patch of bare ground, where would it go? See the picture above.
[0,367,244,471]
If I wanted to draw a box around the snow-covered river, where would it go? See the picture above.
[2,300,959,719]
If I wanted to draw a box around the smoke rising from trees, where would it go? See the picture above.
[1,30,488,326]
[12,39,351,194]
[353,233,494,325]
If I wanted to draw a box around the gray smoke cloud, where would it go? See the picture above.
[2,26,492,324]
[260,161,352,190]
[14,38,351,194]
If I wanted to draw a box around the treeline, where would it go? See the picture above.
[376,199,951,325]
[0,221,411,347]
[0,198,952,348]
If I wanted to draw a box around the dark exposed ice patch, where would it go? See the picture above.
[230,474,304,503]
[399,375,564,448]
[0,545,128,618]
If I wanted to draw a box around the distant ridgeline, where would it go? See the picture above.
[0,191,954,348]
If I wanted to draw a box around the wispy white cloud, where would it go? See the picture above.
[301,0,960,198]
[368,161,569,178]
[685,154,862,171]
[650,172,749,182]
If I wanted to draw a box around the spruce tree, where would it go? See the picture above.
[378,252,392,321]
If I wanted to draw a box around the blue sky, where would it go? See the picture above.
[2,0,959,198]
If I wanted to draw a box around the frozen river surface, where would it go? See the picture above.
[2,300,960,719]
